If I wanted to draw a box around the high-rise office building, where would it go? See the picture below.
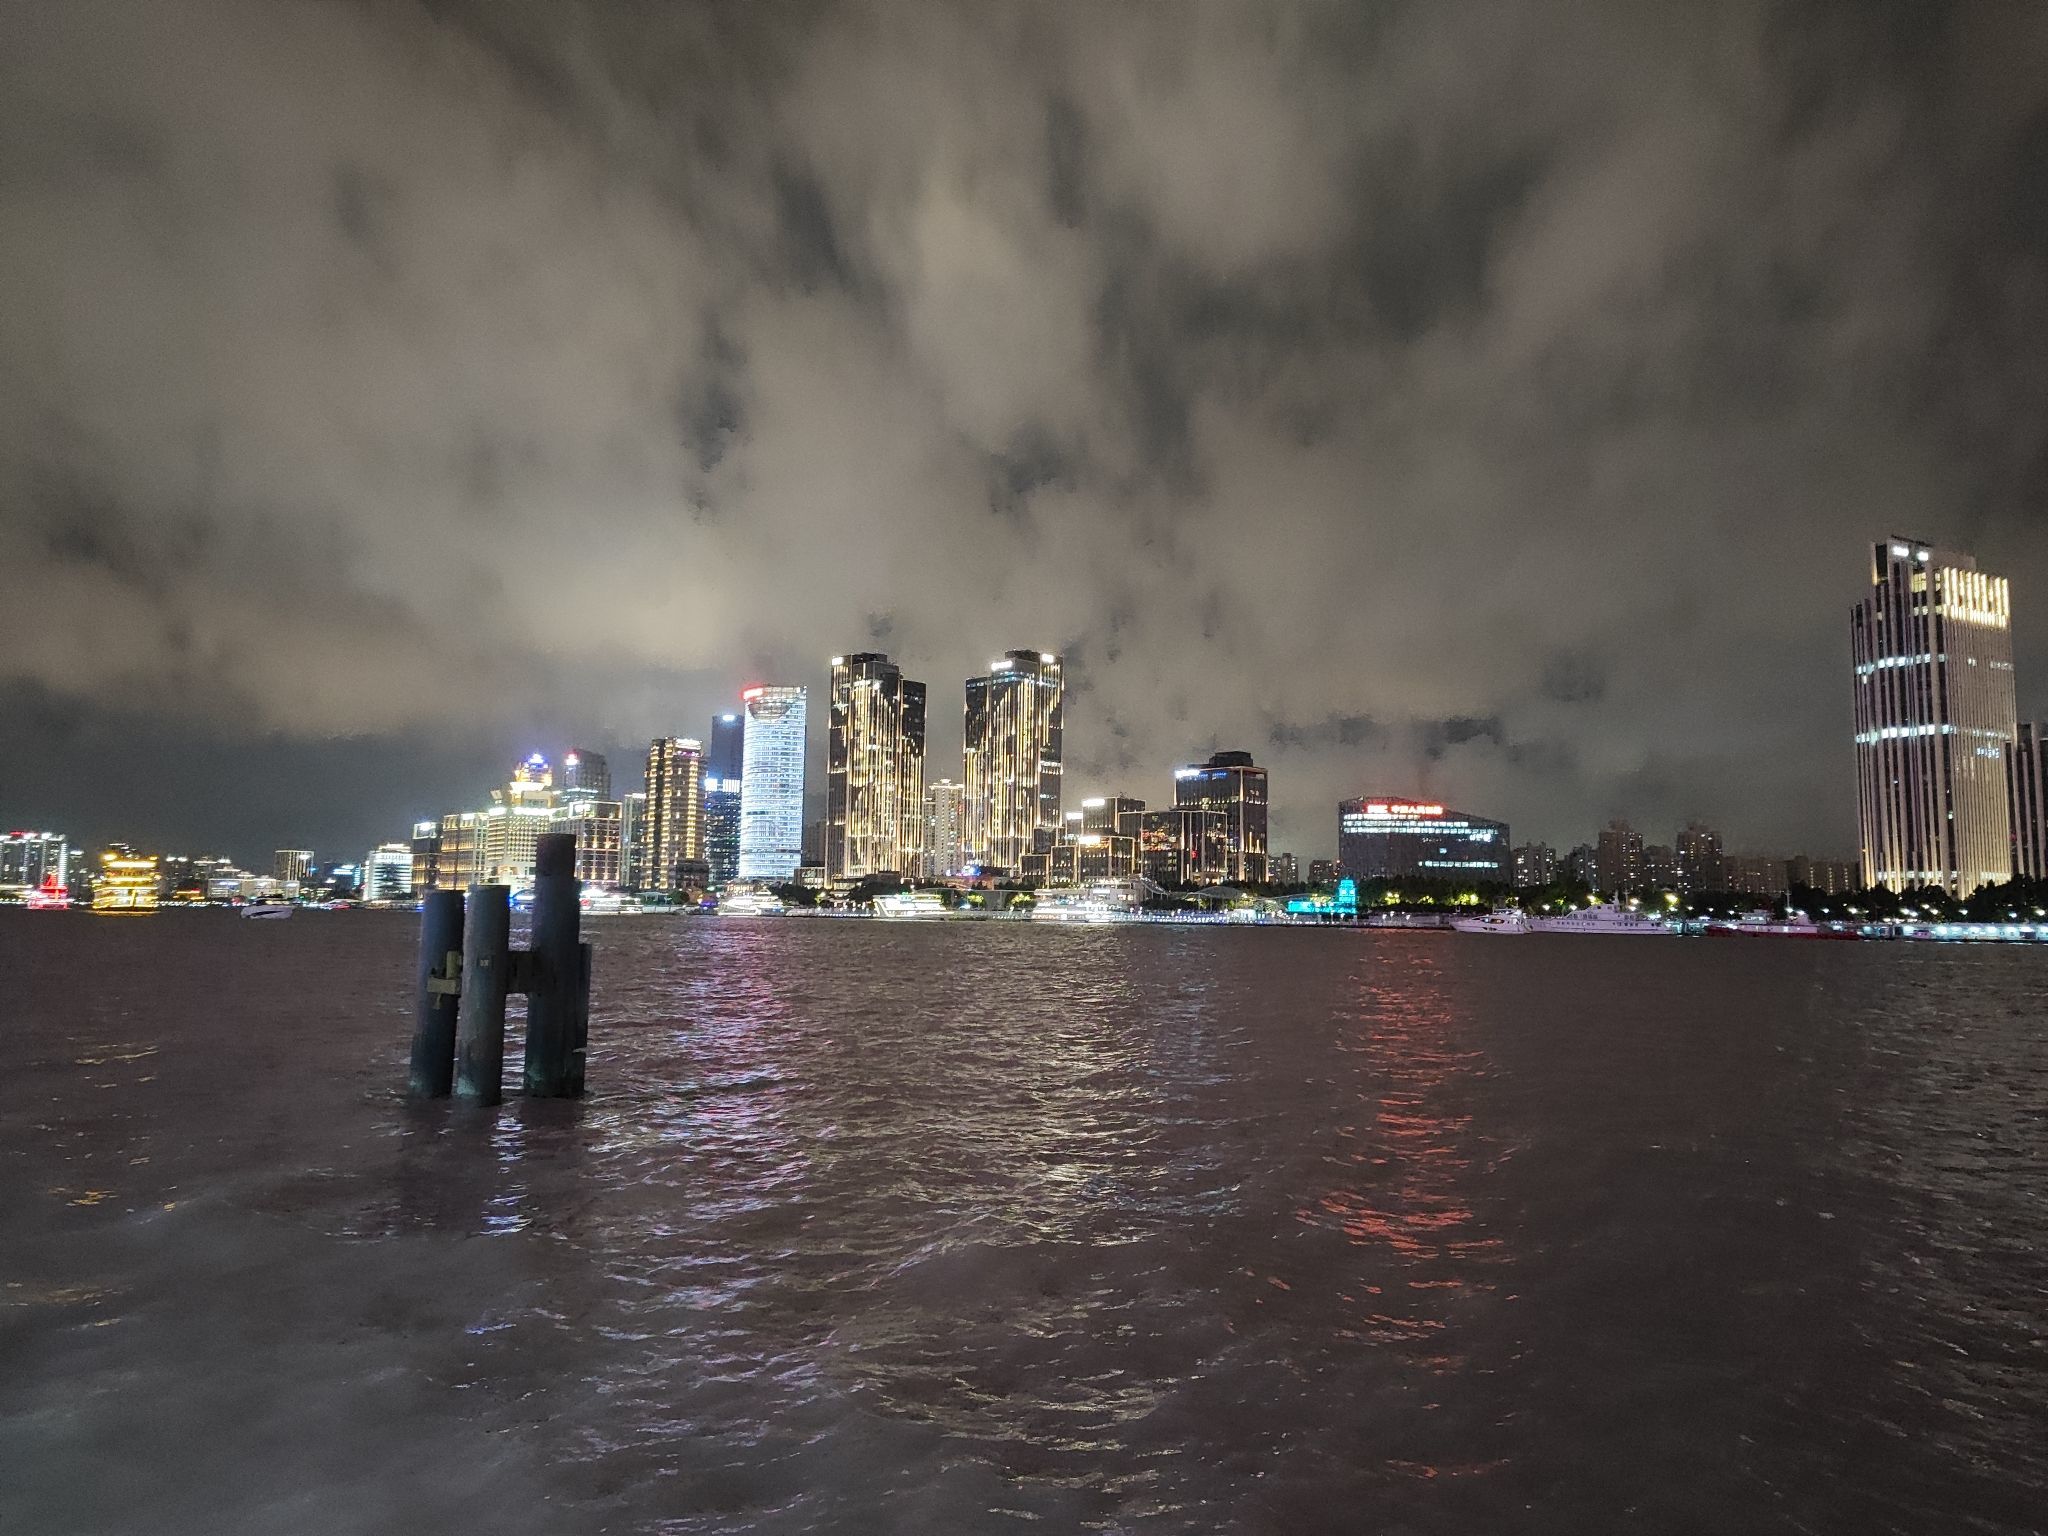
[274,849,313,885]
[0,831,69,896]
[1173,751,1269,883]
[1270,852,1300,885]
[1511,842,1557,888]
[925,779,967,877]
[827,653,927,880]
[963,650,1064,871]
[556,798,624,886]
[1675,822,1725,895]
[1337,800,1511,884]
[1595,820,1645,896]
[739,685,807,880]
[429,753,562,891]
[1132,807,1228,886]
[410,820,441,894]
[362,843,414,904]
[641,738,705,892]
[1082,795,1147,837]
[620,791,647,890]
[562,749,611,801]
[1853,537,2018,896]
[2008,721,2047,881]
[704,711,745,887]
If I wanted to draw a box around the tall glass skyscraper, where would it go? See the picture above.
[963,650,1063,872]
[828,653,927,880]
[1852,537,2017,896]
[738,685,807,880]
[704,711,745,887]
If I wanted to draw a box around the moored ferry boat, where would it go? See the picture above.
[1531,905,1675,936]
[1451,910,1531,935]
[1706,910,1856,939]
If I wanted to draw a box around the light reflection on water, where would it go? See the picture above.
[3,913,2047,1534]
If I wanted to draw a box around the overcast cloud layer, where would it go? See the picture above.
[3,0,2046,863]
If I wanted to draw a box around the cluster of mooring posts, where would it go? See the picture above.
[407,831,591,1104]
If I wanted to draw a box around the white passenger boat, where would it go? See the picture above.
[873,890,949,918]
[240,902,294,920]
[717,884,787,916]
[1451,910,1531,934]
[1706,910,1856,940]
[1531,905,1675,936]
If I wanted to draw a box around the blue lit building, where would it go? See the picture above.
[738,686,806,880]
[705,710,744,886]
[1337,799,1510,884]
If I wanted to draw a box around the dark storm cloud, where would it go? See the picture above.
[4,0,2048,864]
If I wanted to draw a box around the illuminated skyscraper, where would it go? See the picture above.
[410,820,441,893]
[703,711,745,887]
[562,748,611,801]
[739,685,807,880]
[827,653,927,880]
[924,779,966,876]
[1853,538,2018,896]
[475,754,561,887]
[620,791,646,889]
[2009,721,2047,881]
[0,831,69,897]
[274,849,313,884]
[1173,751,1269,883]
[362,843,414,904]
[641,738,704,892]
[963,650,1064,871]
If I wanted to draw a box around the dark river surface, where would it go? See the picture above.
[4,912,2046,1535]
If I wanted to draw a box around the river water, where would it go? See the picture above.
[4,912,2046,1534]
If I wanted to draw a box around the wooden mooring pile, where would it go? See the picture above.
[406,831,591,1104]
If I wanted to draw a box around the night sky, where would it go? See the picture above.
[4,1,2046,867]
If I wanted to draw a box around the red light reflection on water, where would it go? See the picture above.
[1296,944,1505,1347]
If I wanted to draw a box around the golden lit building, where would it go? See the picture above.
[93,844,159,911]
[557,797,624,887]
[963,650,1064,872]
[641,737,704,892]
[1852,538,2018,896]
[828,653,927,880]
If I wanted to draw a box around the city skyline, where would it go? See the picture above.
[6,7,2046,871]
